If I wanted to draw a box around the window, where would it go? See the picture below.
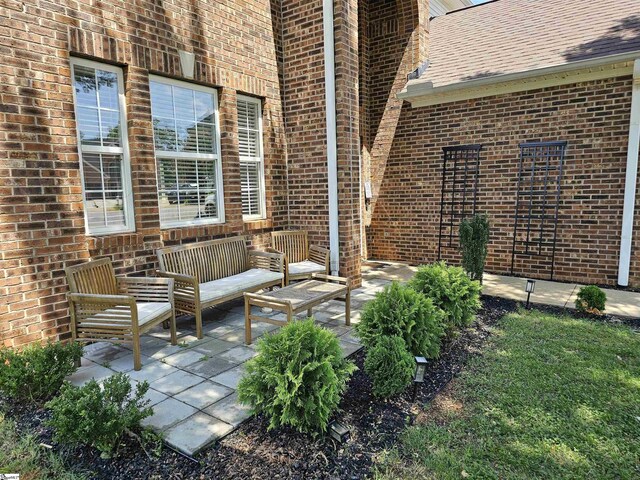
[70,58,134,235]
[237,96,265,220]
[150,76,224,227]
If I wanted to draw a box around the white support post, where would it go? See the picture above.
[618,59,640,286]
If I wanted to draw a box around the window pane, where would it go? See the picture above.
[82,153,127,231]
[101,109,121,147]
[237,98,263,218]
[240,161,260,217]
[176,119,199,152]
[156,157,219,225]
[76,106,101,146]
[82,153,103,191]
[73,66,98,108]
[150,80,217,155]
[97,70,119,111]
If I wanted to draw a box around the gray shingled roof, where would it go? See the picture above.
[422,0,640,87]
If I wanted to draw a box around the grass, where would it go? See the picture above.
[377,310,640,479]
[0,413,86,480]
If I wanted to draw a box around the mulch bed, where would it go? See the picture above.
[2,296,635,480]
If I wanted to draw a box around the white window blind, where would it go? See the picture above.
[150,76,224,227]
[237,96,265,220]
[71,58,134,235]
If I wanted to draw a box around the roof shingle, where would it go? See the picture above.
[422,0,640,87]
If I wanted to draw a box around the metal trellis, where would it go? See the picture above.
[437,144,483,259]
[510,141,567,279]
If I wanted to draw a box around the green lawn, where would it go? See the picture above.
[377,310,640,480]
[0,413,85,480]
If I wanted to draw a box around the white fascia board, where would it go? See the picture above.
[398,51,640,107]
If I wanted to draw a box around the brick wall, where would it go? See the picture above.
[1,0,370,348]
[0,0,289,347]
[367,77,640,287]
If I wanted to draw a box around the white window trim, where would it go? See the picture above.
[70,57,135,236]
[150,75,225,228]
[238,95,266,221]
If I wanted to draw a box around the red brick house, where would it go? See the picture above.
[1,0,639,347]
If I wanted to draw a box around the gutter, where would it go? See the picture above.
[398,50,640,106]
[618,58,640,286]
[323,0,340,275]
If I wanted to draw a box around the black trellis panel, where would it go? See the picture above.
[510,141,567,279]
[437,144,483,259]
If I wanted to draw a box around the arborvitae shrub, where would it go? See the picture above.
[364,335,415,398]
[575,285,607,315]
[0,342,83,403]
[459,214,490,282]
[46,373,153,457]
[410,262,482,335]
[356,282,445,359]
[237,319,356,435]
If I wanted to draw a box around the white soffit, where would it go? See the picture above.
[399,51,640,107]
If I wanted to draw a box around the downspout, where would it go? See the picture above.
[323,0,340,275]
[618,58,640,286]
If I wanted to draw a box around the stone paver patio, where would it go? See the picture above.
[67,278,386,455]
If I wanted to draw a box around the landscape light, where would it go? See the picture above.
[328,420,350,443]
[525,279,536,309]
[412,356,428,401]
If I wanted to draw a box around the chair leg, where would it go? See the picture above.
[133,333,142,371]
[169,314,177,345]
[195,309,203,339]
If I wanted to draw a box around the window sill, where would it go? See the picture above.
[243,218,272,231]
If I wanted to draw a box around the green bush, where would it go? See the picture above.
[459,214,490,282]
[410,261,482,335]
[356,282,445,359]
[364,336,415,398]
[46,373,153,457]
[0,342,83,403]
[237,319,356,435]
[575,285,607,315]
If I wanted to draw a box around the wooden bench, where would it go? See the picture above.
[157,236,285,339]
[270,230,330,285]
[66,258,176,371]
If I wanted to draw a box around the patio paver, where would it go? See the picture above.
[141,397,197,431]
[174,381,234,409]
[150,369,204,395]
[163,412,234,456]
[204,392,252,427]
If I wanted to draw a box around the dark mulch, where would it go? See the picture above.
[2,296,635,480]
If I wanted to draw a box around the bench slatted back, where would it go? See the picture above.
[271,230,309,264]
[66,258,118,295]
[157,236,249,283]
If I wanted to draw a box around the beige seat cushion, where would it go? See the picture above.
[288,260,326,276]
[78,302,172,328]
[199,268,284,304]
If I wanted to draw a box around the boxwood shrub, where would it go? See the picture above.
[237,319,356,435]
[410,261,481,335]
[0,341,83,403]
[356,282,445,359]
[575,285,606,315]
[46,373,153,457]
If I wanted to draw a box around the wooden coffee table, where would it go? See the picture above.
[243,273,351,345]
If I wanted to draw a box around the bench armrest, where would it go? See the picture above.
[156,270,199,303]
[249,249,285,274]
[309,245,330,272]
[117,277,174,304]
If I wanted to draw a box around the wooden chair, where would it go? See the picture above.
[270,230,330,285]
[65,258,176,371]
